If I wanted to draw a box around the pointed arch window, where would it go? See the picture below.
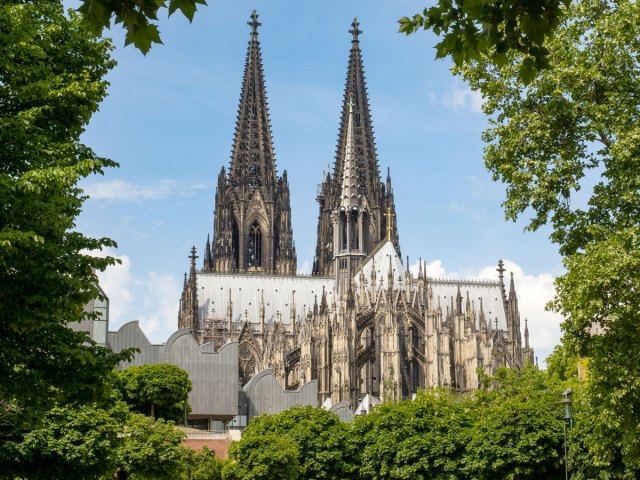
[248,221,262,267]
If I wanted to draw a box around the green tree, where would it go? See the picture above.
[77,0,207,53]
[399,0,571,83]
[113,413,190,480]
[223,433,301,480]
[352,389,472,479]
[186,447,227,480]
[232,405,355,479]
[458,0,640,471]
[5,401,128,480]
[0,0,130,463]
[464,366,565,479]
[116,363,192,422]
[545,343,579,382]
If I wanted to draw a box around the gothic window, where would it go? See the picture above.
[351,210,359,250]
[340,213,348,251]
[239,341,257,385]
[248,221,262,267]
[231,221,239,270]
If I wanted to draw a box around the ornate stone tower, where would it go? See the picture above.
[203,11,296,274]
[313,18,400,276]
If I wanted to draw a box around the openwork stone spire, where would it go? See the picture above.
[203,11,296,275]
[340,96,359,208]
[333,17,381,206]
[229,9,276,191]
[313,19,400,276]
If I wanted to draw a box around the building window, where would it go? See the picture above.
[248,221,262,267]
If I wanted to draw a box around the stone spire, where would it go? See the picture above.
[203,234,212,270]
[333,18,381,205]
[313,18,400,276]
[340,96,359,209]
[210,11,296,274]
[228,9,276,190]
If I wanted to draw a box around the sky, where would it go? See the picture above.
[71,0,565,364]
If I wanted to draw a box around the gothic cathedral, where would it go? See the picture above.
[178,12,534,408]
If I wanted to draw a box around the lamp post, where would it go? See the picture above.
[558,388,573,480]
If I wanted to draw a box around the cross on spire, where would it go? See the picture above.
[189,246,198,267]
[384,206,395,241]
[248,9,261,34]
[349,17,362,42]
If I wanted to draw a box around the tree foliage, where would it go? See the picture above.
[5,401,127,480]
[114,413,190,480]
[459,0,640,471]
[228,406,354,480]
[352,389,472,479]
[399,0,571,83]
[0,0,131,454]
[116,363,192,422]
[77,0,207,54]
[465,366,565,479]
[224,433,301,480]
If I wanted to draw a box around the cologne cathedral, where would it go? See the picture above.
[178,12,534,407]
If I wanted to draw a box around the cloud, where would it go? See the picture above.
[442,86,484,113]
[83,179,178,202]
[409,258,562,366]
[94,248,181,343]
[298,260,312,275]
[136,272,181,341]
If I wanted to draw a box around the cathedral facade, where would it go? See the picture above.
[178,12,534,408]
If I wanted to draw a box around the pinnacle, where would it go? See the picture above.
[248,10,261,34]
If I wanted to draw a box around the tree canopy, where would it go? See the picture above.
[398,0,571,83]
[0,0,131,457]
[116,363,192,422]
[227,406,354,480]
[77,0,207,53]
[458,0,640,472]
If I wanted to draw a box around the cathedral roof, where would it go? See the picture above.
[354,240,405,290]
[196,272,335,324]
[427,279,508,331]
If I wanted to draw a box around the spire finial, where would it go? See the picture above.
[384,206,395,241]
[189,246,198,268]
[349,17,362,42]
[248,10,261,34]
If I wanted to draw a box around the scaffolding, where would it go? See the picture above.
[197,316,228,351]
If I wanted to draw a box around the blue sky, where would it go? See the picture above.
[72,0,564,363]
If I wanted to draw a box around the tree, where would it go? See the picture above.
[231,406,355,480]
[77,0,207,53]
[113,413,190,480]
[458,0,640,471]
[4,401,128,480]
[116,364,192,422]
[186,447,227,480]
[352,389,473,479]
[224,433,301,480]
[0,0,130,456]
[399,0,571,83]
[464,366,565,479]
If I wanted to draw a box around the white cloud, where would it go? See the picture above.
[95,249,134,324]
[136,272,181,341]
[83,179,178,202]
[93,248,181,344]
[298,260,312,275]
[443,86,484,113]
[409,257,562,365]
